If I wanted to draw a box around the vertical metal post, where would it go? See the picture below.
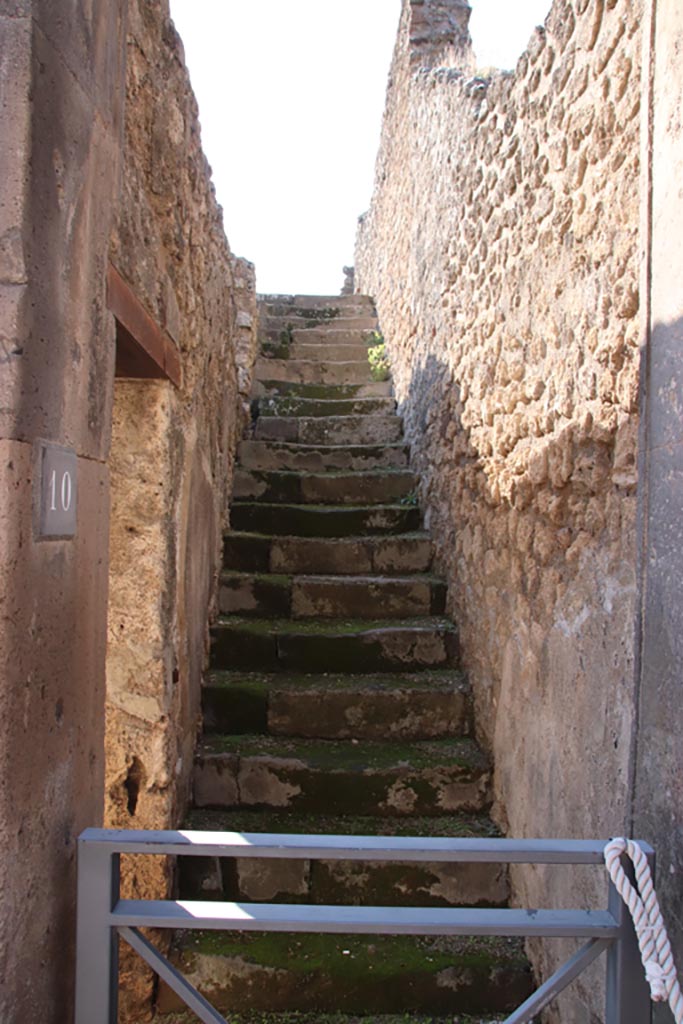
[74,837,120,1024]
[606,850,654,1024]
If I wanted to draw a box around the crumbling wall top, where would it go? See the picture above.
[407,0,475,71]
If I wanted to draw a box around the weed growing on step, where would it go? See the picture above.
[367,333,390,381]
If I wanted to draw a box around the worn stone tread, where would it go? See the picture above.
[230,502,420,538]
[213,615,455,634]
[202,667,468,737]
[222,532,433,575]
[238,440,410,472]
[161,1013,504,1023]
[193,733,489,816]
[254,358,378,387]
[183,806,500,838]
[233,468,416,506]
[157,931,531,1015]
[210,616,459,673]
[158,1011,501,1019]
[254,414,403,445]
[178,807,508,909]
[218,571,446,620]
[197,733,485,768]
[253,379,393,400]
[256,396,396,417]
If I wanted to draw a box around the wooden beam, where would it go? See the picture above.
[107,264,182,387]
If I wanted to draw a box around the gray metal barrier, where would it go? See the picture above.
[74,829,654,1023]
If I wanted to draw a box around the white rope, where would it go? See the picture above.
[604,837,683,1023]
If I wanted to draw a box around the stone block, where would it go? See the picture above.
[0,439,109,1024]
[0,15,31,285]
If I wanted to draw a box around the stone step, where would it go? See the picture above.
[256,395,396,418]
[232,469,416,506]
[218,572,446,620]
[262,292,375,309]
[252,378,393,400]
[287,341,378,360]
[238,440,410,472]
[253,414,402,445]
[223,532,433,575]
[202,669,469,739]
[261,317,376,337]
[158,930,531,1016]
[290,326,377,341]
[159,1016,507,1024]
[193,735,488,815]
[210,617,459,673]
[229,502,420,538]
[260,316,376,329]
[293,318,377,332]
[179,809,508,908]
[294,293,374,305]
[254,358,378,387]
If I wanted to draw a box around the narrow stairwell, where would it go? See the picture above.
[161,294,532,1020]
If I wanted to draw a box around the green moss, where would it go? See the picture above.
[257,381,369,400]
[180,931,524,977]
[215,616,454,636]
[291,307,340,321]
[199,734,487,773]
[182,807,503,840]
[161,1013,506,1024]
[221,572,292,587]
[205,669,466,693]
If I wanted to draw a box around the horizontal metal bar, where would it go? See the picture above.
[503,938,612,1024]
[111,900,620,938]
[79,829,653,865]
[119,927,227,1024]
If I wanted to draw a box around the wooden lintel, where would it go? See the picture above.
[107,263,182,387]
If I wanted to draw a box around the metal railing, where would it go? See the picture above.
[74,828,654,1024]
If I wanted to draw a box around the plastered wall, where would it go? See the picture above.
[105,2,258,1017]
[0,2,127,1021]
[356,0,644,1014]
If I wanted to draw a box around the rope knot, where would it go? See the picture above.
[604,838,682,1021]
[644,959,669,1001]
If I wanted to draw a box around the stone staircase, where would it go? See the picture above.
[160,294,532,1019]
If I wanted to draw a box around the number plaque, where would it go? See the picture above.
[38,443,78,538]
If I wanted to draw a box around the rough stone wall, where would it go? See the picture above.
[0,3,127,1022]
[105,2,257,1016]
[0,0,254,1018]
[356,0,643,1013]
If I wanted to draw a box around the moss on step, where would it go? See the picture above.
[180,931,521,975]
[183,807,503,839]
[290,306,341,321]
[160,1013,504,1023]
[213,616,456,636]
[205,668,467,693]
[158,931,531,1015]
[257,381,373,399]
[199,734,487,773]
[230,502,421,539]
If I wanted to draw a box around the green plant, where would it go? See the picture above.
[367,333,390,381]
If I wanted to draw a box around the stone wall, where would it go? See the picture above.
[106,2,257,1016]
[356,0,644,1013]
[0,1,256,1019]
[0,3,127,1022]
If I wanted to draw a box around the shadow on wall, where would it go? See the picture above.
[400,344,640,1019]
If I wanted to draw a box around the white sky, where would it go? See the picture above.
[169,0,552,295]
